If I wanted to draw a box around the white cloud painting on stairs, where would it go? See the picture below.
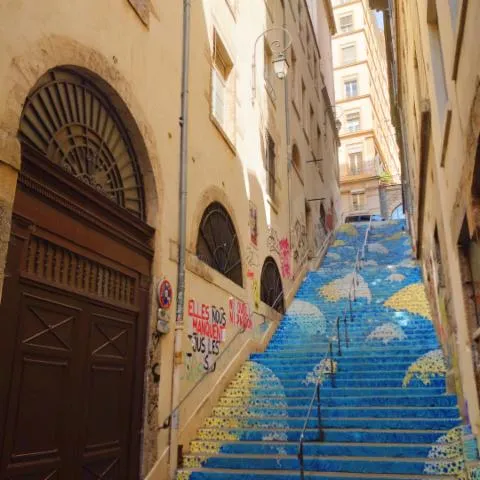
[286,299,326,336]
[366,322,406,344]
[319,272,372,303]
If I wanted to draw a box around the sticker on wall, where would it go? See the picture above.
[157,279,173,309]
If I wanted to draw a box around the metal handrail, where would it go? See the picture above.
[297,221,372,479]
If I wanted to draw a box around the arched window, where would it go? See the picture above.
[19,68,145,219]
[196,202,243,286]
[260,257,284,313]
[292,144,301,172]
[391,204,405,219]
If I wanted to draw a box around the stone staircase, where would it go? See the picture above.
[178,221,468,480]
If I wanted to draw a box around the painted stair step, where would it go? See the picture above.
[217,395,457,408]
[189,440,445,458]
[211,406,460,419]
[267,339,439,348]
[229,379,446,389]
[235,370,418,380]
[223,387,448,397]
[185,454,464,475]
[196,426,451,443]
[263,349,435,358]
[177,468,458,480]
[248,358,420,368]
[228,379,446,389]
[202,416,460,430]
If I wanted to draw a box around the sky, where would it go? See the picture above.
[374,10,385,30]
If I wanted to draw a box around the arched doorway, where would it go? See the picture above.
[0,68,154,479]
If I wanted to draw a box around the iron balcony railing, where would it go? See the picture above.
[340,159,379,178]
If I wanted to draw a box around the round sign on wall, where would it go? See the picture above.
[158,279,173,309]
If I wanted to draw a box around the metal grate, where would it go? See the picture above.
[25,235,136,305]
[196,202,243,287]
[260,257,284,313]
[19,68,145,220]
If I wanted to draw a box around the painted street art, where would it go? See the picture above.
[177,220,466,479]
[246,245,259,268]
[229,297,253,331]
[279,237,291,279]
[267,226,280,254]
[249,201,258,246]
[291,218,307,265]
[186,299,227,373]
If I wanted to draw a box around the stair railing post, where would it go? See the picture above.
[336,316,342,356]
[344,314,349,348]
[349,292,354,323]
[316,382,323,442]
[298,436,305,480]
[328,341,336,388]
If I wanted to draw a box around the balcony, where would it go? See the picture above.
[340,159,379,179]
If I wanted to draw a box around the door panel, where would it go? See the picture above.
[1,196,151,479]
[1,287,81,479]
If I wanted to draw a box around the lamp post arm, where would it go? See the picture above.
[251,26,293,104]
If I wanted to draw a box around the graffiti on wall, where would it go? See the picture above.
[252,278,260,309]
[267,227,280,254]
[229,297,253,330]
[186,299,226,373]
[246,245,259,269]
[291,219,307,265]
[279,237,292,279]
[249,201,258,246]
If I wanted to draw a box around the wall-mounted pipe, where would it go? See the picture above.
[169,1,191,478]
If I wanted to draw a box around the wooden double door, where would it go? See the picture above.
[0,149,153,479]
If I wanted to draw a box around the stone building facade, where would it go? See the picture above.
[331,0,401,220]
[0,0,339,478]
[371,0,480,452]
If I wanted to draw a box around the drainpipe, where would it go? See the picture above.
[169,1,191,478]
[283,4,292,247]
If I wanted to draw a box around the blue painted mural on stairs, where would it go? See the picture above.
[178,220,471,480]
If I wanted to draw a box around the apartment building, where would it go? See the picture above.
[332,0,401,220]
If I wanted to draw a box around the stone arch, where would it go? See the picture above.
[190,185,247,288]
[0,35,162,228]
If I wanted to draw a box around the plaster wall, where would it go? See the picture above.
[0,0,339,478]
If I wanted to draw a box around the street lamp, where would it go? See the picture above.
[252,26,292,103]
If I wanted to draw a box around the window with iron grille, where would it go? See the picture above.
[261,257,284,313]
[196,202,243,286]
[265,132,276,200]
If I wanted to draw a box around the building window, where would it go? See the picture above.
[309,104,315,141]
[211,30,235,141]
[260,257,284,313]
[301,79,307,123]
[344,78,358,98]
[264,40,276,101]
[265,132,276,199]
[351,191,365,211]
[292,143,301,173]
[341,43,356,65]
[196,202,243,286]
[345,111,360,132]
[339,13,354,33]
[291,48,298,105]
[348,150,363,175]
